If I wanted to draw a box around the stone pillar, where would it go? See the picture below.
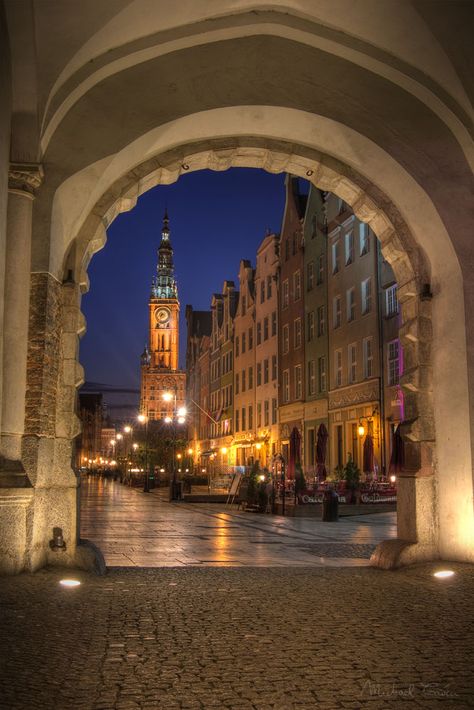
[1,163,43,461]
[0,165,42,573]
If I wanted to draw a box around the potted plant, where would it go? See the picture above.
[343,454,361,504]
[294,463,307,503]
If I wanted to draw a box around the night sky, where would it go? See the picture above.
[80,168,290,393]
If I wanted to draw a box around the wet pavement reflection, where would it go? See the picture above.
[80,476,397,567]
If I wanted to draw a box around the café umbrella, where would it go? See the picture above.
[287,426,301,480]
[316,423,329,481]
[389,424,405,474]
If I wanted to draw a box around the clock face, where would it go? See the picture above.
[155,307,170,324]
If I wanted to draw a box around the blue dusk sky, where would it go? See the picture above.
[80,168,297,390]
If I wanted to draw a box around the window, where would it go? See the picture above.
[235,336,239,357]
[292,232,297,255]
[256,321,262,345]
[241,332,246,354]
[263,359,269,384]
[282,279,289,308]
[332,241,340,274]
[307,311,315,341]
[361,278,372,314]
[317,306,325,337]
[285,240,290,261]
[264,400,270,426]
[335,349,343,387]
[363,337,373,378]
[282,324,289,354]
[248,327,253,349]
[318,356,327,393]
[307,261,314,291]
[348,343,357,384]
[257,402,262,427]
[272,398,278,424]
[294,365,302,399]
[267,275,272,299]
[260,280,265,304]
[241,296,246,315]
[235,373,239,395]
[248,405,253,430]
[263,317,269,341]
[333,296,342,329]
[347,288,355,322]
[293,270,301,300]
[359,223,369,255]
[271,311,277,336]
[308,360,316,395]
[241,407,246,431]
[235,409,239,432]
[345,230,354,265]
[294,318,302,348]
[317,254,324,285]
[272,355,277,380]
[386,284,399,316]
[256,362,262,386]
[248,366,253,389]
[283,370,290,403]
[388,339,400,385]
[242,369,246,392]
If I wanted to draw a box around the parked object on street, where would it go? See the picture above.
[322,488,339,522]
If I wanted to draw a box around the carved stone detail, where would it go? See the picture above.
[8,163,44,196]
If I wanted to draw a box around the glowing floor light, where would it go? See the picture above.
[59,579,81,587]
[433,570,455,579]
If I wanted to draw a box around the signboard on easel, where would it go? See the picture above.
[226,471,244,506]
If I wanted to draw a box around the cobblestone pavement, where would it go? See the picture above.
[1,564,473,709]
[80,478,396,567]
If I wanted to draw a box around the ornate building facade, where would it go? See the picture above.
[140,212,186,420]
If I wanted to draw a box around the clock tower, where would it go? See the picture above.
[140,211,186,420]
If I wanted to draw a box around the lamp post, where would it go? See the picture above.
[138,413,150,492]
[163,389,187,501]
[116,433,123,481]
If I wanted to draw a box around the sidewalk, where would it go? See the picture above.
[80,477,397,567]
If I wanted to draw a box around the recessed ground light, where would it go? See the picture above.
[433,570,455,579]
[59,579,81,587]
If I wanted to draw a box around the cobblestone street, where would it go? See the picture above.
[79,477,396,568]
[1,479,473,709]
[1,564,473,709]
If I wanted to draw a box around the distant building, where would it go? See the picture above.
[254,233,280,466]
[185,306,212,464]
[233,260,256,466]
[139,211,186,421]
[209,281,238,464]
[101,427,116,460]
[76,393,103,467]
[278,177,307,465]
[303,187,329,480]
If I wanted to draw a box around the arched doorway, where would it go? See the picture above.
[1,4,472,573]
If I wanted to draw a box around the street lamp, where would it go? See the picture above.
[137,413,150,492]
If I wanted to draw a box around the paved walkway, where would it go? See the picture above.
[80,477,397,567]
[1,564,473,709]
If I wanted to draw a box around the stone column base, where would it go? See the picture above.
[370,539,439,569]
[0,488,34,574]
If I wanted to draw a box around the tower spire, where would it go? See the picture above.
[151,209,177,299]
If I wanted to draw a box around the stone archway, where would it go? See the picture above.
[2,3,473,574]
[31,134,436,573]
